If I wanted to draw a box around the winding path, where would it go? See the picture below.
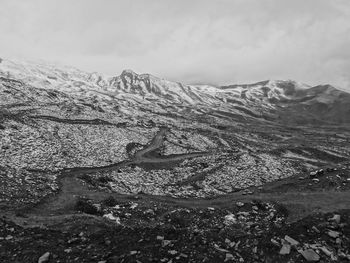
[29,115,127,127]
[29,127,210,214]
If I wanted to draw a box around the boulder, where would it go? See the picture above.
[279,242,291,255]
[38,252,50,263]
[236,202,244,207]
[225,253,234,262]
[162,240,172,247]
[327,230,340,238]
[224,214,237,226]
[329,214,341,224]
[300,249,320,262]
[284,235,299,246]
[319,246,333,257]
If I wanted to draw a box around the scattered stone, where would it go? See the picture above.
[329,214,341,224]
[284,235,299,246]
[309,244,320,250]
[130,202,138,209]
[144,209,155,215]
[67,237,79,244]
[162,240,172,247]
[242,189,254,195]
[236,202,244,207]
[279,242,291,255]
[38,252,50,263]
[225,253,234,262]
[103,213,121,224]
[300,249,320,262]
[235,240,241,250]
[327,230,340,238]
[338,251,350,260]
[312,226,320,233]
[157,235,164,240]
[214,244,230,253]
[225,238,235,248]
[168,250,177,255]
[319,246,333,257]
[270,238,280,247]
[238,211,249,217]
[252,246,257,254]
[224,214,237,226]
[310,171,318,178]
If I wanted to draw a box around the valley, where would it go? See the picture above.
[0,58,350,262]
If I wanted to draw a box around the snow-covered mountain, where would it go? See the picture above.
[1,57,350,124]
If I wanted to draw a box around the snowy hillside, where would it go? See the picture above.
[1,57,350,124]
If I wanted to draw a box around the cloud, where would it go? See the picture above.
[1,0,350,91]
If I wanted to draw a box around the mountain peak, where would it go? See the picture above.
[119,69,159,81]
[120,69,138,76]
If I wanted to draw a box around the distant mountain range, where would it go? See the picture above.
[1,57,350,124]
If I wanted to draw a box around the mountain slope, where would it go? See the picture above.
[2,57,350,125]
[1,57,350,201]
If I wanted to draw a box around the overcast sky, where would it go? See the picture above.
[1,0,350,90]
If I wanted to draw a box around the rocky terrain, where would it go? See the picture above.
[0,57,350,262]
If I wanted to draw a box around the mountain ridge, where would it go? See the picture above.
[1,57,350,124]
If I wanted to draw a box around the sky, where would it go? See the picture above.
[1,0,350,90]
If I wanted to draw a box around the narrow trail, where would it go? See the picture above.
[29,115,120,126]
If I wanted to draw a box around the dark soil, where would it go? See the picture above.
[1,129,350,262]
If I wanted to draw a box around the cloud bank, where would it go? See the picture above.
[1,0,350,90]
